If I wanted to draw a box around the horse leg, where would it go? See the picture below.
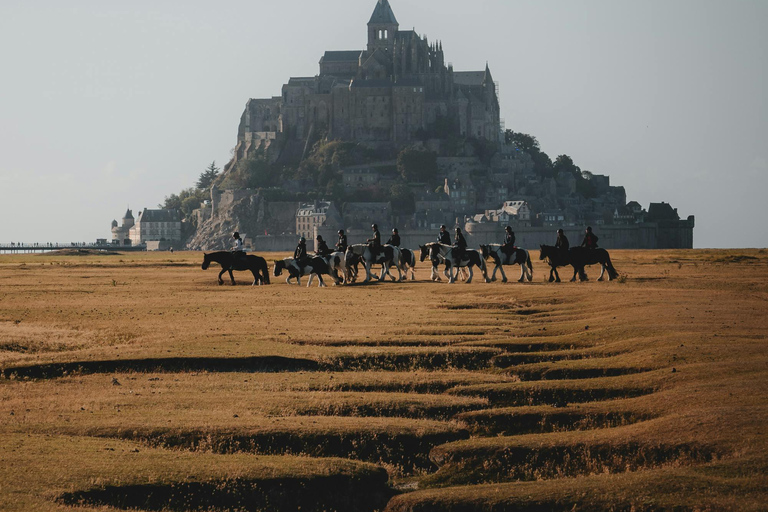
[598,264,606,281]
[228,269,236,286]
[499,264,508,283]
[518,264,526,283]
[317,274,326,288]
[250,269,259,286]
[466,266,474,284]
[217,268,226,285]
[363,262,372,283]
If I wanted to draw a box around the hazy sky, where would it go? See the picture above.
[1,0,766,248]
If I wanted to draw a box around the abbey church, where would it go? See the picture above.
[236,0,500,159]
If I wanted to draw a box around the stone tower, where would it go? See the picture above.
[367,0,398,54]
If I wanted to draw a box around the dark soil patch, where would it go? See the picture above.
[57,472,393,512]
[456,409,653,436]
[321,349,499,372]
[90,427,470,474]
[425,442,718,487]
[1,356,320,379]
[511,367,654,381]
[449,384,655,407]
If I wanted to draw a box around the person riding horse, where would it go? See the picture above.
[294,236,308,264]
[581,226,599,249]
[315,235,332,257]
[367,224,382,257]
[454,227,467,262]
[438,225,451,245]
[556,229,570,255]
[231,231,246,268]
[501,226,515,256]
[386,228,400,247]
[336,229,347,253]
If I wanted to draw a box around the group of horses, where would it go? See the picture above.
[201,242,618,287]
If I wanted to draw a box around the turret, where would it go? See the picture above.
[367,0,398,53]
[122,209,134,230]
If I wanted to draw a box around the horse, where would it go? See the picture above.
[344,251,362,284]
[345,244,404,283]
[321,251,349,285]
[480,244,533,283]
[399,248,417,281]
[201,252,269,286]
[539,245,619,282]
[420,243,448,282]
[273,257,337,287]
[422,242,489,284]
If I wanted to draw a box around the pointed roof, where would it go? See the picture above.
[483,62,493,84]
[123,209,133,219]
[369,0,398,25]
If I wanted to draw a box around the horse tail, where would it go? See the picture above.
[526,250,533,272]
[605,252,619,280]
[261,258,271,285]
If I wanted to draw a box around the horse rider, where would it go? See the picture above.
[502,226,515,255]
[454,227,467,262]
[555,229,570,255]
[315,235,331,257]
[438,225,451,245]
[581,226,599,249]
[294,236,308,263]
[336,229,347,253]
[231,231,246,268]
[386,228,401,247]
[367,224,382,257]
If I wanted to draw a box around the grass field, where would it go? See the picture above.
[0,248,766,511]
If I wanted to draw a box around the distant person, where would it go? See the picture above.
[555,229,569,254]
[315,235,331,256]
[336,229,347,253]
[386,228,401,247]
[231,231,246,267]
[581,226,599,249]
[367,224,382,256]
[438,225,451,245]
[294,236,308,262]
[502,226,515,254]
[454,227,467,261]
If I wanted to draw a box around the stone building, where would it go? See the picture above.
[128,209,182,246]
[234,0,501,163]
[296,201,342,240]
[110,209,134,246]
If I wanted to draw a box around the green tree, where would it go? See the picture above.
[389,183,415,215]
[196,161,219,190]
[397,148,438,183]
[505,130,540,153]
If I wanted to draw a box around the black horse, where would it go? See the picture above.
[202,252,270,286]
[539,245,618,282]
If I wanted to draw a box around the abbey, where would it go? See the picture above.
[236,0,500,160]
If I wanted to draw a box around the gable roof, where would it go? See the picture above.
[322,51,362,63]
[453,71,486,86]
[137,209,181,223]
[369,0,398,25]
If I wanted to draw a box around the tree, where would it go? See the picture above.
[505,130,540,153]
[397,148,438,183]
[389,184,415,215]
[197,161,219,190]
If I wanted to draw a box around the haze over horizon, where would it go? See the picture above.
[1,0,766,248]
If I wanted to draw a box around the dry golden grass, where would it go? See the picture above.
[0,248,766,511]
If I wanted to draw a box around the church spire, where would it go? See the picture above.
[368,0,398,25]
[367,0,399,53]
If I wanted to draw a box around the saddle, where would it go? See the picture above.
[501,244,517,257]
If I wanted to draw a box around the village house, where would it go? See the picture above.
[296,201,342,239]
[129,209,182,246]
